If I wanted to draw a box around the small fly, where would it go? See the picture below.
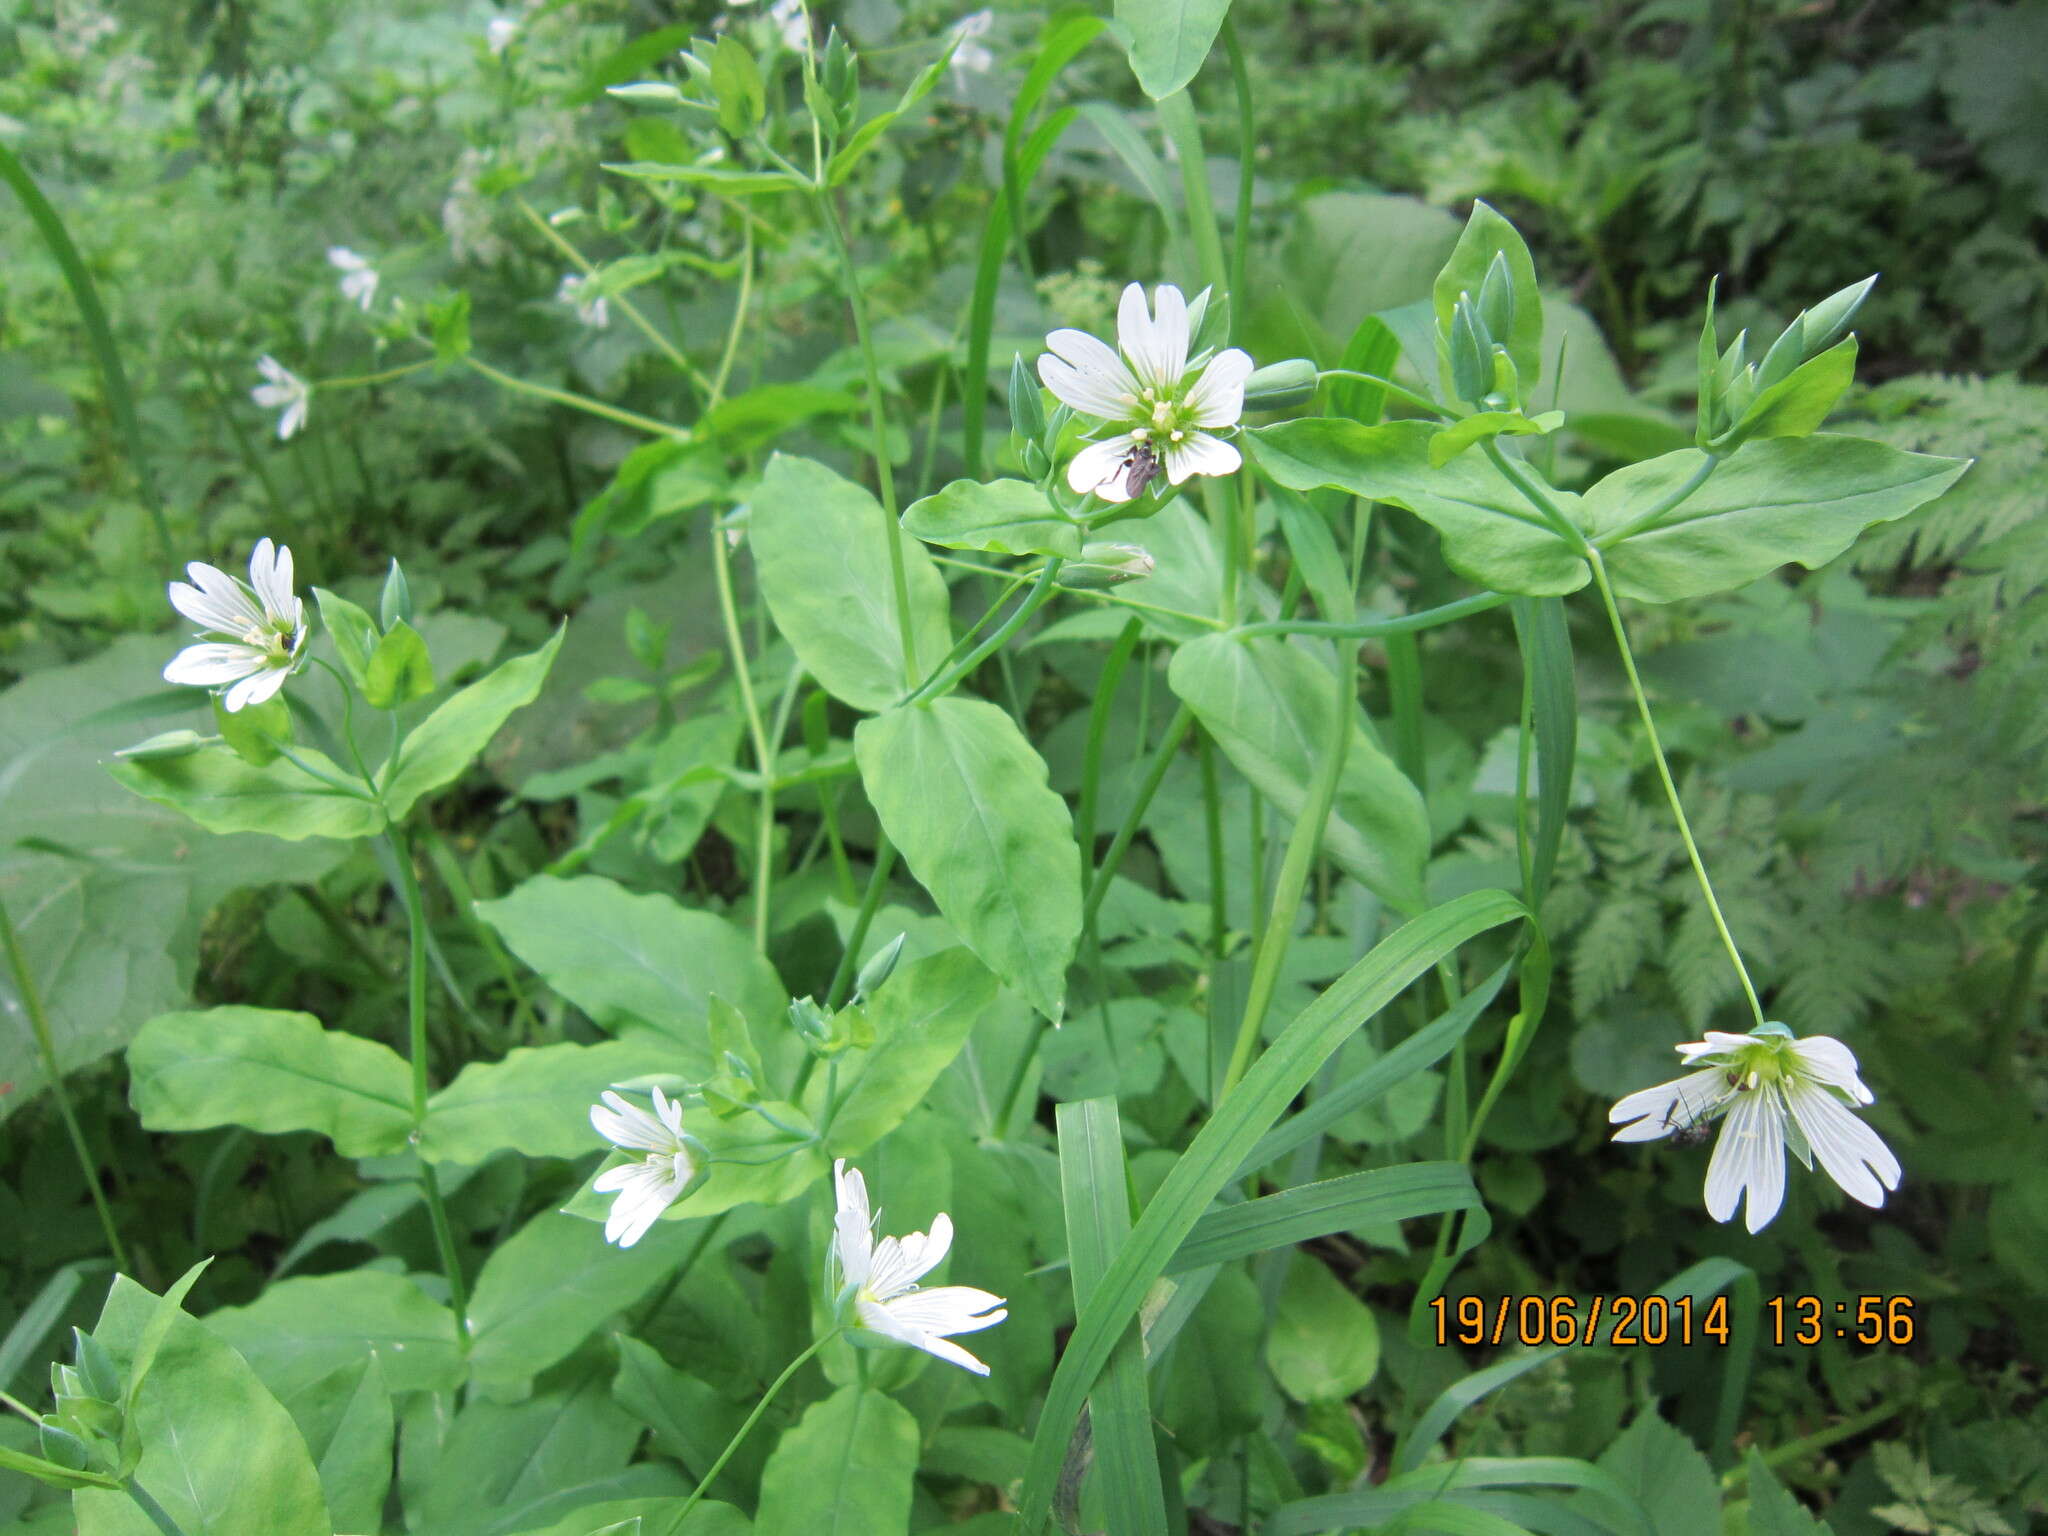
[1663,1096,1713,1148]
[1121,441,1162,500]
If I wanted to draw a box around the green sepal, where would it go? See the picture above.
[379,558,413,629]
[313,586,379,689]
[1710,336,1858,454]
[363,619,435,709]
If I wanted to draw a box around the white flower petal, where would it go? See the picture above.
[167,581,256,636]
[1118,282,1190,393]
[1161,431,1240,485]
[163,643,265,687]
[592,1095,673,1153]
[278,394,309,440]
[876,1284,1007,1335]
[1040,330,1141,418]
[1790,1036,1874,1104]
[246,539,295,621]
[864,1213,954,1300]
[1677,1031,1754,1064]
[1609,1068,1729,1142]
[1065,435,1139,500]
[223,666,290,713]
[1784,1080,1900,1208]
[1704,1083,1786,1232]
[833,1160,874,1290]
[1182,347,1253,427]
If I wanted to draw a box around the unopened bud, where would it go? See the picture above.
[854,933,907,1001]
[788,996,831,1043]
[1059,542,1154,589]
[1242,358,1317,411]
[1008,354,1046,445]
[380,559,413,630]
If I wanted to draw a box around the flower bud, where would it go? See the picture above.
[789,996,831,1044]
[1446,293,1492,406]
[72,1329,119,1404]
[39,1421,90,1473]
[1059,542,1154,589]
[854,933,907,1001]
[1241,358,1318,412]
[1476,250,1517,351]
[1008,354,1047,446]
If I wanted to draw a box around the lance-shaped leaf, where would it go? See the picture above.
[903,478,1083,558]
[1431,202,1545,402]
[420,1037,685,1164]
[107,742,387,841]
[379,625,563,819]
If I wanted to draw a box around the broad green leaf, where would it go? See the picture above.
[1115,0,1230,100]
[275,1354,393,1536]
[474,874,786,1070]
[749,453,951,712]
[509,1499,749,1536]
[572,438,728,553]
[107,741,385,840]
[206,1271,463,1400]
[380,625,564,820]
[855,698,1081,1021]
[612,1335,759,1504]
[1273,490,1352,624]
[1249,419,1589,597]
[1429,409,1564,468]
[2,641,338,1122]
[709,36,764,136]
[753,1386,919,1536]
[421,1038,683,1164]
[811,948,999,1155]
[1743,1451,1832,1536]
[1168,633,1428,912]
[466,1212,707,1393]
[902,478,1083,558]
[1056,1099,1166,1536]
[412,1353,644,1536]
[72,1275,328,1536]
[1583,435,1971,603]
[1588,1413,1720,1536]
[363,619,434,709]
[1717,336,1857,451]
[213,691,288,766]
[1432,201,1544,401]
[1267,1259,1380,1403]
[127,1006,411,1156]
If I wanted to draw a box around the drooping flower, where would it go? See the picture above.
[829,1159,1007,1375]
[162,538,310,712]
[327,247,379,311]
[251,356,310,440]
[1038,283,1254,504]
[1609,1023,1902,1234]
[948,10,994,81]
[591,1086,706,1247]
[556,271,610,329]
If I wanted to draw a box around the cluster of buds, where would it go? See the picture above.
[37,1328,125,1487]
[1696,275,1874,452]
[1441,250,1523,412]
[786,933,907,1059]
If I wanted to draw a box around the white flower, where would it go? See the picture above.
[829,1160,1007,1375]
[250,356,310,440]
[591,1086,705,1247]
[486,15,518,54]
[556,272,609,329]
[327,247,379,312]
[949,10,994,81]
[162,538,309,712]
[767,0,808,49]
[1038,283,1254,504]
[1609,1023,1902,1234]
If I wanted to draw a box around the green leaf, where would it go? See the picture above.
[1248,419,1589,597]
[902,478,1083,558]
[473,875,786,1072]
[812,948,998,1155]
[313,588,379,690]
[466,1212,708,1394]
[1,637,341,1122]
[205,1271,463,1400]
[421,1038,681,1164]
[1584,435,1971,603]
[1744,1450,1834,1536]
[1267,1259,1380,1403]
[380,625,563,819]
[1115,0,1230,100]
[214,691,289,767]
[749,454,951,712]
[276,1353,393,1536]
[1056,1098,1167,1536]
[602,161,805,196]
[108,741,386,840]
[1432,201,1544,403]
[1273,490,1353,624]
[1017,891,1526,1529]
[127,1006,412,1157]
[1429,410,1565,469]
[825,51,950,185]
[1167,633,1429,913]
[855,698,1081,1021]
[753,1386,920,1536]
[1589,1414,1721,1536]
[363,619,434,709]
[709,36,764,137]
[1716,336,1857,451]
[72,1274,329,1536]
[612,1336,759,1506]
[1170,1164,1480,1272]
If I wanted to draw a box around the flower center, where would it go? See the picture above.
[1132,387,1194,444]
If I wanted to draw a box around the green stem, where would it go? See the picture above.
[384,828,472,1337]
[1595,453,1721,548]
[1082,704,1195,933]
[1238,592,1508,640]
[1221,19,1254,331]
[1220,642,1356,1098]
[1,898,128,1271]
[1587,550,1765,1027]
[1155,90,1227,297]
[904,559,1063,704]
[1716,1394,1911,1490]
[815,189,919,686]
[663,1330,841,1532]
[712,511,778,952]
[1483,438,1591,555]
[322,360,435,390]
[826,841,898,1012]
[461,356,688,440]
[125,1477,192,1536]
[1316,369,1452,421]
[1198,729,1227,957]
[1076,619,1144,870]
[708,222,755,410]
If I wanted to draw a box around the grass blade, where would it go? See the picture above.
[1169,1162,1480,1273]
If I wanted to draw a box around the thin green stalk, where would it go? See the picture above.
[815,189,919,686]
[662,1329,841,1533]
[1482,438,1591,555]
[322,360,435,390]
[825,841,898,1011]
[1587,549,1765,1026]
[1220,643,1356,1098]
[514,195,710,394]
[1316,368,1452,420]
[708,221,754,409]
[124,1477,192,1536]
[1083,704,1195,932]
[1198,731,1227,957]
[1221,19,1254,328]
[462,356,688,440]
[1237,591,1509,639]
[1717,1394,1911,1490]
[1155,89,1227,297]
[1,898,128,1271]
[926,551,1222,629]
[187,344,290,529]
[1595,452,1721,548]
[904,559,1063,704]
[712,510,779,952]
[384,829,471,1337]
[1075,619,1144,868]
